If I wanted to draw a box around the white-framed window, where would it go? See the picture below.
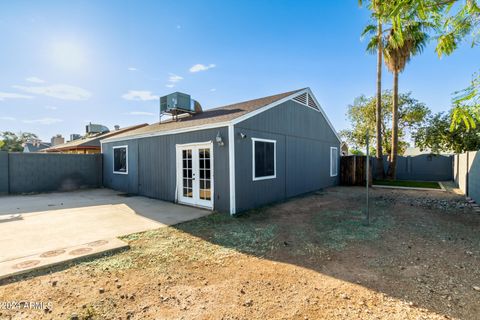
[113,145,128,174]
[330,146,338,177]
[252,138,276,181]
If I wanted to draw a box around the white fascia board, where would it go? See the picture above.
[230,89,309,126]
[228,124,236,215]
[101,88,340,144]
[101,121,231,144]
[230,88,341,142]
[305,88,342,142]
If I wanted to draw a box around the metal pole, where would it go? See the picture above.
[366,131,370,225]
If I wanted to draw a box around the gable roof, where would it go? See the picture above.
[23,142,51,152]
[102,88,340,143]
[43,123,148,152]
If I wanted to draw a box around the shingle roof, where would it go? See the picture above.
[43,123,148,152]
[23,142,51,152]
[105,89,304,141]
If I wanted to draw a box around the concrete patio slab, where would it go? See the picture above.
[0,238,128,280]
[0,189,210,278]
[372,184,444,192]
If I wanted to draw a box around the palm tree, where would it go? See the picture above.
[361,0,386,178]
[384,23,428,178]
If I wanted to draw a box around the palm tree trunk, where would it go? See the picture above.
[387,71,399,179]
[375,20,384,179]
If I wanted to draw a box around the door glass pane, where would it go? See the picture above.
[198,148,211,200]
[182,149,193,198]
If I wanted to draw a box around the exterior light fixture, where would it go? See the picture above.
[239,132,247,139]
[216,132,224,146]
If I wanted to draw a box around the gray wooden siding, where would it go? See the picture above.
[103,127,230,213]
[234,100,340,212]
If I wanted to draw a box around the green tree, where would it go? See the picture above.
[341,91,430,160]
[414,111,480,152]
[398,0,479,129]
[383,22,429,178]
[451,71,480,130]
[0,131,39,152]
[361,1,430,178]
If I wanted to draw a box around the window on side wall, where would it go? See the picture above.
[330,147,338,177]
[252,138,276,181]
[113,146,128,174]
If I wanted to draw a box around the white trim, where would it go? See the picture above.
[305,88,341,142]
[175,140,213,148]
[252,138,277,181]
[175,141,214,210]
[113,145,128,175]
[231,91,304,126]
[102,121,231,144]
[228,125,236,215]
[330,147,338,177]
[101,88,341,145]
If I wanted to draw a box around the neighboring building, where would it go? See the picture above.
[70,133,81,141]
[23,140,51,153]
[340,142,349,156]
[101,88,341,214]
[43,123,148,154]
[51,134,65,146]
[403,147,453,156]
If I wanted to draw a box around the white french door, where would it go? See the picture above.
[176,142,213,209]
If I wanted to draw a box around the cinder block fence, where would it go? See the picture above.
[0,152,102,194]
[454,151,480,203]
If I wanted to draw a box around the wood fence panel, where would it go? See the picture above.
[340,156,372,186]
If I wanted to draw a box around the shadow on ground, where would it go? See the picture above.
[168,186,480,319]
[1,186,479,319]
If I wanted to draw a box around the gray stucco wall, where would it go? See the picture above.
[233,100,340,212]
[468,151,480,202]
[0,152,8,194]
[374,155,453,181]
[103,127,230,213]
[458,153,468,192]
[455,151,480,203]
[5,153,102,194]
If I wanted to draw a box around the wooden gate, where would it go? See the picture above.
[340,156,372,186]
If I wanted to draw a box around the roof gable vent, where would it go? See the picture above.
[307,93,319,110]
[292,92,319,111]
[293,92,307,105]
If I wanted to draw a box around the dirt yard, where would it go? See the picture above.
[1,186,479,320]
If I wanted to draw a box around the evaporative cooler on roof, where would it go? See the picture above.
[160,92,202,119]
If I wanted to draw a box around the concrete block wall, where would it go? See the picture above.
[468,151,480,202]
[458,153,468,193]
[372,154,453,181]
[0,152,8,194]
[454,151,480,203]
[0,152,102,194]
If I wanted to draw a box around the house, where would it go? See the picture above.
[101,88,341,214]
[51,134,65,146]
[403,147,453,156]
[43,123,148,154]
[340,142,349,156]
[22,140,51,153]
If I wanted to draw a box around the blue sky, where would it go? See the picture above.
[0,0,478,141]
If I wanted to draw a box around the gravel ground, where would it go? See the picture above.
[0,186,479,320]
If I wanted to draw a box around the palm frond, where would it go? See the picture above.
[361,24,378,38]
